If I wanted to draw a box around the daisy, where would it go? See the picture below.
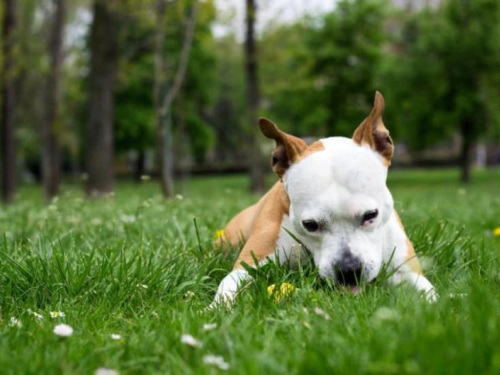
[50,311,65,318]
[9,317,22,328]
[203,354,230,370]
[53,324,74,337]
[203,323,217,331]
[181,334,202,348]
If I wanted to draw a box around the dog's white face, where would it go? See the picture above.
[283,137,394,285]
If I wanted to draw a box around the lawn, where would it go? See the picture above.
[0,168,499,374]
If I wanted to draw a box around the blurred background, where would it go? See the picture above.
[1,0,499,203]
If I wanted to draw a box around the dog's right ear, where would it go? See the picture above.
[259,118,307,179]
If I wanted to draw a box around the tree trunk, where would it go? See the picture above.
[154,0,173,197]
[42,0,66,202]
[1,0,17,204]
[245,0,266,194]
[154,0,198,198]
[460,120,473,183]
[134,149,146,183]
[86,0,119,197]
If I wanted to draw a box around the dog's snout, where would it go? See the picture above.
[336,253,363,285]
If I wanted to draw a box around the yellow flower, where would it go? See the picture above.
[267,283,296,302]
[493,227,500,236]
[215,229,225,239]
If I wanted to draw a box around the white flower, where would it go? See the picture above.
[137,284,148,289]
[314,307,331,320]
[110,333,122,340]
[32,312,44,320]
[373,307,399,322]
[120,215,136,224]
[95,368,119,375]
[9,317,22,327]
[53,323,74,337]
[181,334,202,348]
[151,311,159,318]
[184,291,195,299]
[91,218,102,226]
[203,354,230,370]
[50,311,65,318]
[203,323,218,331]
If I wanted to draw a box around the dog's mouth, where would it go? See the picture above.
[336,269,364,295]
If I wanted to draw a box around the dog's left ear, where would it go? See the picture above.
[259,118,308,179]
[352,91,394,165]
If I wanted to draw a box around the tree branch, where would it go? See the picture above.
[158,0,199,116]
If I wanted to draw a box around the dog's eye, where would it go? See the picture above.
[362,209,378,224]
[302,220,320,232]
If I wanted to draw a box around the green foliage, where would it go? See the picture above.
[0,170,499,372]
[114,0,217,163]
[306,0,389,136]
[382,0,500,149]
[259,21,320,135]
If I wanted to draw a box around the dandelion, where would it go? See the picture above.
[203,323,217,331]
[493,227,500,236]
[50,311,65,319]
[202,354,230,370]
[95,368,119,375]
[267,283,296,302]
[53,323,74,337]
[9,317,22,328]
[313,307,331,320]
[110,334,122,340]
[215,229,225,239]
[181,334,202,348]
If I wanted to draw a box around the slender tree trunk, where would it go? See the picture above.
[154,0,173,197]
[154,0,198,198]
[245,0,265,193]
[86,0,118,196]
[134,149,145,183]
[1,0,17,204]
[42,0,66,202]
[460,120,473,183]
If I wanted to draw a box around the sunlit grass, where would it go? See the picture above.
[0,168,499,374]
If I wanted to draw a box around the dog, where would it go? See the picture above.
[213,92,436,306]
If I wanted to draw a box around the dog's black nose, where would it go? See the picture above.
[336,254,363,285]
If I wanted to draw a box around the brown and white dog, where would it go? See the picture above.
[212,92,436,306]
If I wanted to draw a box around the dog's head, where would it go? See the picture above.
[260,91,394,288]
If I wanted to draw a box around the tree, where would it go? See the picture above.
[307,0,388,137]
[384,0,500,182]
[1,0,17,204]
[42,0,66,201]
[154,0,198,198]
[244,0,266,193]
[86,0,119,196]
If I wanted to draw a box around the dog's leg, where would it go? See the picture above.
[210,268,251,308]
[385,211,437,301]
[387,265,437,302]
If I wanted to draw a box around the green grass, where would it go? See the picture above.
[0,168,499,374]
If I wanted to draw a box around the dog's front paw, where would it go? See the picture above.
[206,292,236,311]
[424,288,438,303]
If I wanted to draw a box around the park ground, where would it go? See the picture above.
[0,168,499,374]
